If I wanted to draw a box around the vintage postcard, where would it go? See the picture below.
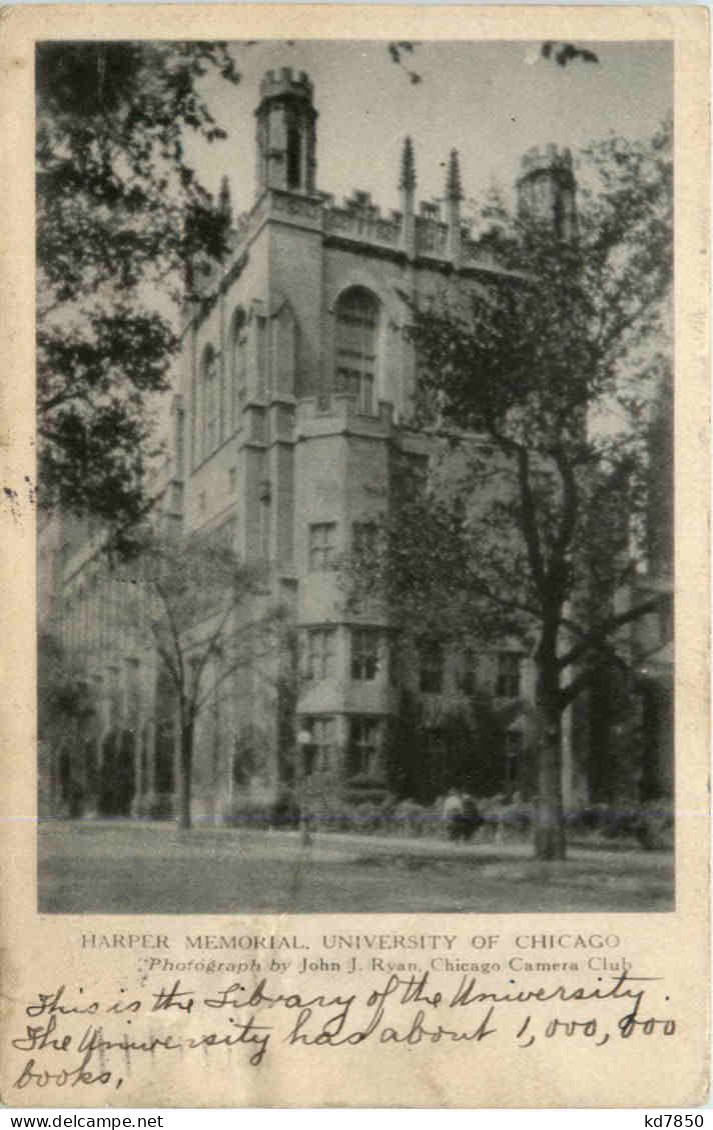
[0,3,709,1108]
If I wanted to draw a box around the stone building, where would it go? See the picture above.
[38,68,669,823]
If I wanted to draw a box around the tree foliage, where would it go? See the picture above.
[351,121,673,858]
[37,630,100,815]
[36,42,240,532]
[38,629,97,741]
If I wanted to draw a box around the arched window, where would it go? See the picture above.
[201,345,218,458]
[271,301,296,394]
[229,309,247,433]
[190,365,199,468]
[77,584,87,649]
[335,287,379,415]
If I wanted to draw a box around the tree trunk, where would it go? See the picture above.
[533,633,566,861]
[177,718,194,831]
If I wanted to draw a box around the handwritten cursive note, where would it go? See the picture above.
[8,970,676,1094]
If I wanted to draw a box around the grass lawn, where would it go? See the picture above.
[37,819,674,915]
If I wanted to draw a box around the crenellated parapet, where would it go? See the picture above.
[187,71,579,323]
[518,143,574,182]
[324,190,401,248]
[259,67,315,103]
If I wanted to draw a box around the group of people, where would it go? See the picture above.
[442,787,483,843]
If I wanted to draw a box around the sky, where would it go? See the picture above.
[187,39,673,219]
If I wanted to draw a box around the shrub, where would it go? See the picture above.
[306,790,400,835]
[563,800,674,849]
[392,799,434,838]
[634,800,674,851]
[271,787,301,829]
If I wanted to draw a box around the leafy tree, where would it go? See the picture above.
[118,530,280,830]
[36,42,240,534]
[353,121,673,859]
[38,630,98,740]
[36,41,421,539]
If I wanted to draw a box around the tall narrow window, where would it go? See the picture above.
[304,628,336,681]
[335,287,378,415]
[349,717,381,778]
[98,583,106,650]
[107,664,120,729]
[256,315,267,394]
[202,346,218,458]
[504,729,523,797]
[191,366,199,467]
[302,716,335,775]
[77,586,85,650]
[308,523,337,571]
[496,652,521,699]
[462,648,477,696]
[389,634,400,686]
[155,669,176,794]
[125,658,140,729]
[287,123,302,190]
[419,639,444,694]
[230,309,247,433]
[351,628,381,681]
[272,302,296,394]
[259,480,271,561]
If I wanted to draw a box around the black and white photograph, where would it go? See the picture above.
[36,36,675,916]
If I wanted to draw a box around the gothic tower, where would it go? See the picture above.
[516,144,578,240]
[255,67,318,195]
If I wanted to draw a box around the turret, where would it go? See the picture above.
[516,144,578,240]
[255,68,318,195]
